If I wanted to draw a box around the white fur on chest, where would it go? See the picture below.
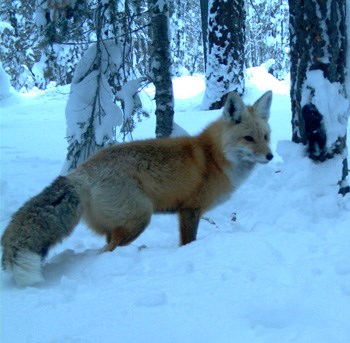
[225,160,255,190]
[223,147,256,189]
[210,160,255,210]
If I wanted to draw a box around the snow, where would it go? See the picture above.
[301,69,349,148]
[34,4,47,28]
[1,68,350,342]
[32,53,47,88]
[0,62,17,100]
[116,78,145,120]
[154,0,167,13]
[64,40,124,171]
[0,21,13,32]
[347,0,350,98]
[66,70,122,144]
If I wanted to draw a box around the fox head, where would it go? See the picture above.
[221,91,273,165]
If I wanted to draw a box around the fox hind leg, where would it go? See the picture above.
[86,187,153,252]
[104,224,149,252]
[102,201,152,252]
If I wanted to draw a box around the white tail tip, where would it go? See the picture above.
[9,250,44,287]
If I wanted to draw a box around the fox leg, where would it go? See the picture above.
[87,188,153,252]
[179,208,201,246]
[104,226,147,252]
[103,206,152,252]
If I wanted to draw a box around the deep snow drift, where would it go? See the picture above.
[1,68,350,343]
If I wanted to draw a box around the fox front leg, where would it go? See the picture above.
[179,209,201,245]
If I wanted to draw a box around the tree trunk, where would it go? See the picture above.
[149,0,174,138]
[200,0,209,71]
[289,0,349,195]
[202,0,245,110]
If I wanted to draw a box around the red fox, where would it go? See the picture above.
[1,91,273,286]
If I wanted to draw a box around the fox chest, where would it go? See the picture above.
[225,162,255,190]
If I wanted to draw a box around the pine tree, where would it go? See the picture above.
[200,0,209,71]
[63,38,123,172]
[34,0,92,88]
[63,2,124,171]
[0,0,39,90]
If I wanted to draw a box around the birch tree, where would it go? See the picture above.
[202,0,245,110]
[200,0,209,71]
[149,0,174,138]
[289,0,349,195]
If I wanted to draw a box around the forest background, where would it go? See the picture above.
[0,0,289,92]
[0,0,349,194]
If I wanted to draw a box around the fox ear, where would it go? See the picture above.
[223,92,245,124]
[253,91,272,120]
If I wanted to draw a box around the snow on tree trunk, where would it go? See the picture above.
[202,0,245,110]
[63,39,123,173]
[289,0,350,195]
[149,0,174,138]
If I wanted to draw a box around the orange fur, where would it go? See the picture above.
[68,91,273,247]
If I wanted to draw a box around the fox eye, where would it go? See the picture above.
[244,136,254,142]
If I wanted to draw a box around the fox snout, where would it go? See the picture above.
[254,151,274,164]
[228,146,273,165]
[265,152,274,162]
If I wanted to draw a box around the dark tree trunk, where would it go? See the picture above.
[203,0,245,110]
[288,0,349,195]
[200,0,209,71]
[149,0,174,138]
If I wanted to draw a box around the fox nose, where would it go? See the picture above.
[266,153,274,161]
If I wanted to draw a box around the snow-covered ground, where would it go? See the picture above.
[1,68,350,342]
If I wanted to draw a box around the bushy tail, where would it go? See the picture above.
[1,176,82,286]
